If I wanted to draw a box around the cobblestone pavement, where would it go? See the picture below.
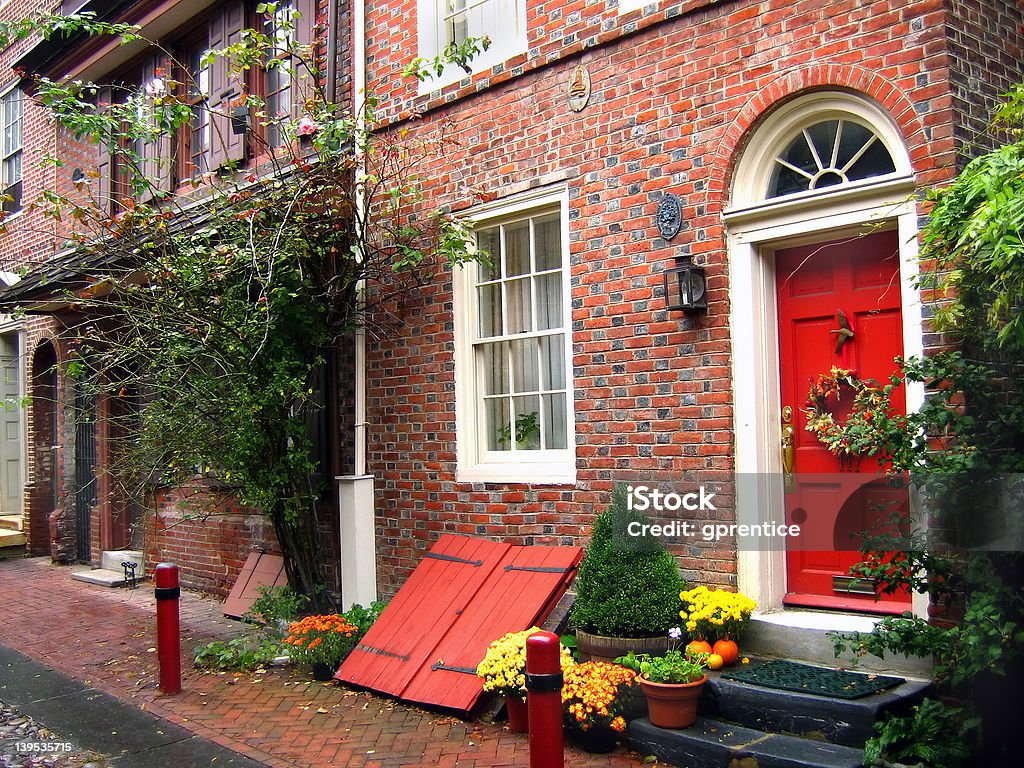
[0,700,109,768]
[0,557,646,767]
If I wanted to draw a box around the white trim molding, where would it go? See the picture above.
[725,91,927,620]
[454,185,576,485]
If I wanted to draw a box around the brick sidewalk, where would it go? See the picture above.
[0,558,646,767]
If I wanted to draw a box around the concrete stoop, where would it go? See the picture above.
[0,516,26,550]
[69,550,145,588]
[628,668,933,767]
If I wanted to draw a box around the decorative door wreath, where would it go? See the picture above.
[804,366,899,460]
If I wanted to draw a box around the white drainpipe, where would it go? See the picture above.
[336,0,376,610]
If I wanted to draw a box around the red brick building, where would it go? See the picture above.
[2,0,1023,665]
[0,0,344,597]
[357,0,1023,664]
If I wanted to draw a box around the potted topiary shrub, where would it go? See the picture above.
[570,485,685,661]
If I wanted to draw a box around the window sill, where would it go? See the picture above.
[416,45,527,96]
[456,461,576,486]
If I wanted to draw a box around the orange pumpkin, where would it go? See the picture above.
[713,638,740,666]
[686,639,713,657]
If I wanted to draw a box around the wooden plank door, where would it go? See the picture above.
[338,536,510,699]
[337,535,582,712]
[776,230,911,612]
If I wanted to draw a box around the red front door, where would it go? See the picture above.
[776,230,911,613]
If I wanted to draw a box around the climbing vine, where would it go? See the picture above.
[828,86,1024,767]
[0,10,485,610]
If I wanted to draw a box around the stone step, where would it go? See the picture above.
[629,716,865,768]
[745,611,932,677]
[69,566,144,588]
[100,549,143,573]
[0,515,23,532]
[701,668,933,747]
[0,529,26,548]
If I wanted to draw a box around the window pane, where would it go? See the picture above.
[535,214,561,271]
[540,334,565,390]
[806,120,839,168]
[447,0,468,46]
[505,277,532,333]
[846,137,896,181]
[835,121,874,168]
[767,119,896,198]
[486,397,511,451]
[482,341,509,396]
[535,272,562,330]
[510,338,538,393]
[478,283,502,337]
[543,393,567,449]
[512,395,541,450]
[505,222,530,276]
[477,227,501,280]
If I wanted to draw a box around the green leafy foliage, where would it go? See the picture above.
[3,13,486,611]
[616,649,708,685]
[830,84,1024,767]
[340,601,388,638]
[401,36,492,81]
[570,485,685,637]
[244,585,309,628]
[193,635,281,671]
[864,698,977,768]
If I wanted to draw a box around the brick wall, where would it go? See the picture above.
[2,2,343,587]
[360,0,1024,597]
[146,484,280,597]
[944,0,1024,156]
[0,0,65,272]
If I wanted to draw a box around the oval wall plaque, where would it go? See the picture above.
[656,193,682,240]
[568,65,591,112]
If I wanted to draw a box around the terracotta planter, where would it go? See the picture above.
[505,696,528,732]
[575,629,672,663]
[638,675,707,729]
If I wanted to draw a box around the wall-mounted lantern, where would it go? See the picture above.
[663,257,707,312]
[231,104,250,135]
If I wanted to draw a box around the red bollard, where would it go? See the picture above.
[155,563,182,695]
[526,630,564,768]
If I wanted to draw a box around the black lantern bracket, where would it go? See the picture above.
[663,257,707,312]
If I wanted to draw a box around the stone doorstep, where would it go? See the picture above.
[0,515,24,531]
[100,549,143,573]
[69,567,132,588]
[629,716,865,768]
[628,666,934,767]
[745,612,934,678]
[701,670,933,747]
[0,529,27,548]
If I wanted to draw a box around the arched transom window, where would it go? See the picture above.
[768,119,897,197]
[728,92,913,211]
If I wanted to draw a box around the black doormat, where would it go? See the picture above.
[721,659,905,699]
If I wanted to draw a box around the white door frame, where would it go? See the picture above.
[725,183,928,619]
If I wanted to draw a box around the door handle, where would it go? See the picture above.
[782,405,796,492]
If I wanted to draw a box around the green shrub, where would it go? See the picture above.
[244,584,309,629]
[864,698,976,768]
[570,485,685,637]
[194,635,280,671]
[341,600,387,639]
